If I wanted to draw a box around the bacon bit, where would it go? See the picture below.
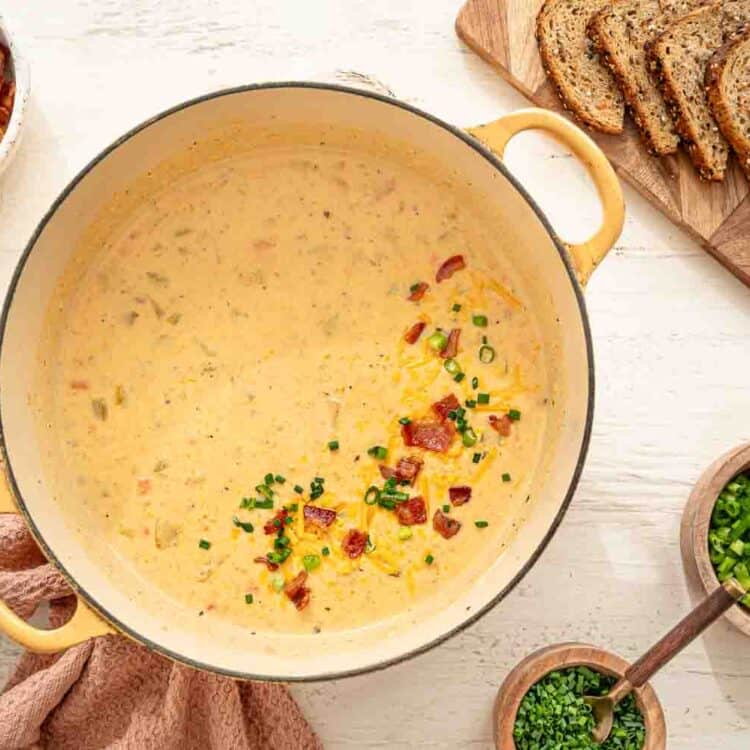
[70,380,90,391]
[435,254,466,283]
[284,571,311,611]
[254,555,279,572]
[303,504,337,529]
[440,328,461,359]
[408,282,429,301]
[396,496,427,526]
[263,509,289,535]
[449,486,472,506]
[342,529,368,559]
[432,393,461,421]
[137,478,152,495]
[402,420,455,453]
[489,414,513,437]
[379,455,424,485]
[404,321,426,345]
[433,509,462,539]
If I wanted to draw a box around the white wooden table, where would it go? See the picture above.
[1,2,748,747]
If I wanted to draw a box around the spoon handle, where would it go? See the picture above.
[625,578,745,690]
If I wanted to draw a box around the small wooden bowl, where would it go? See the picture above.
[681,442,750,637]
[494,643,666,750]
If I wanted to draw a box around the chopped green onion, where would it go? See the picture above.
[232,516,254,533]
[502,472,512,482]
[453,372,465,383]
[256,484,274,500]
[447,410,457,420]
[479,345,495,363]
[267,548,291,564]
[508,409,522,421]
[245,593,254,604]
[367,445,388,460]
[465,399,477,409]
[474,520,489,528]
[364,486,381,505]
[425,554,434,565]
[271,574,285,592]
[366,536,376,553]
[477,393,490,405]
[444,358,461,375]
[471,376,479,389]
[398,527,413,540]
[240,497,255,510]
[472,452,482,464]
[462,427,478,447]
[254,498,274,509]
[293,484,304,494]
[379,498,397,510]
[303,554,321,572]
[427,330,448,352]
[472,314,488,327]
[442,504,450,513]
[328,439,339,451]
[452,303,462,312]
[274,535,290,549]
[264,473,275,486]
[399,417,411,425]
[198,539,211,550]
[381,490,409,501]
[285,516,293,525]
[322,546,330,556]
[286,503,299,512]
[274,474,286,484]
[409,282,422,294]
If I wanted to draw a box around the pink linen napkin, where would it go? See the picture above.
[0,514,323,750]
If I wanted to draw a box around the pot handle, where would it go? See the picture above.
[467,109,624,285]
[0,469,114,652]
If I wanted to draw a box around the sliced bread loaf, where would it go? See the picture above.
[648,0,750,180]
[588,0,703,155]
[537,0,625,133]
[706,28,750,178]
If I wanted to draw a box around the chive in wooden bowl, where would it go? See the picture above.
[681,442,750,638]
[493,643,666,750]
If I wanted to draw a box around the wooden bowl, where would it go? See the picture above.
[681,442,750,637]
[494,643,666,750]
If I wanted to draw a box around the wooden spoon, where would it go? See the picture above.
[586,578,746,743]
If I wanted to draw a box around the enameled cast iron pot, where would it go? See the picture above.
[0,84,624,681]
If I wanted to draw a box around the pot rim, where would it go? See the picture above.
[0,81,595,681]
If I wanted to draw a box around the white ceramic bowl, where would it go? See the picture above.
[0,15,30,176]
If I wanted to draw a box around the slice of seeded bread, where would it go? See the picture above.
[649,0,750,180]
[537,0,625,133]
[588,0,704,155]
[706,28,750,178]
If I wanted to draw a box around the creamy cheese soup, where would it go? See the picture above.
[34,126,552,635]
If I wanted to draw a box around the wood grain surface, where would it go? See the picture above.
[456,0,750,287]
[0,2,749,748]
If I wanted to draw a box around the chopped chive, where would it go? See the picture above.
[442,504,450,513]
[477,393,490,405]
[264,473,275,486]
[447,410,457,420]
[287,503,299,512]
[462,427,478,447]
[427,330,448,352]
[274,474,286,484]
[479,345,495,363]
[271,574,285,592]
[398,527,413,540]
[425,554,434,565]
[284,516,293,525]
[367,445,388,460]
[502,472,512,482]
[254,498,274,510]
[232,516,254,533]
[303,554,321,572]
[273,518,282,528]
[452,303,462,312]
[474,520,489,528]
[444,358,461,375]
[267,548,291,564]
[364,486,381,505]
[198,539,211,550]
[245,593,254,604]
[322,546,330,556]
[293,484,304,494]
[255,484,274,500]
[240,497,255,510]
[314,476,325,483]
[328,439,339,451]
[471,376,479,389]
[472,452,482,464]
[508,409,521,421]
[453,372,465,383]
[472,314,488,327]
[399,417,411,425]
[465,399,477,409]
[379,497,397,510]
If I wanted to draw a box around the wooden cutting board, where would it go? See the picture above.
[455,0,750,287]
